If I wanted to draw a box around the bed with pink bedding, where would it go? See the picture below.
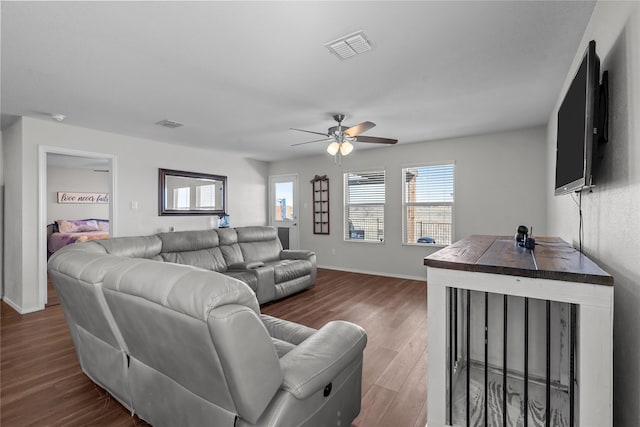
[47,219,110,255]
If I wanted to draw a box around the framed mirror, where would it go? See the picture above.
[159,168,227,216]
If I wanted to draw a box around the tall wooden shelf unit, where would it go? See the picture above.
[424,235,613,427]
[311,175,329,235]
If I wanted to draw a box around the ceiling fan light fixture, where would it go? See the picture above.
[327,141,340,156]
[340,140,354,156]
[291,113,397,160]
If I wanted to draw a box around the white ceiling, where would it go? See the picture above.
[1,1,595,162]
[47,153,110,171]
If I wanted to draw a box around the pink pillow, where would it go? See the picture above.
[57,219,100,233]
[76,220,99,232]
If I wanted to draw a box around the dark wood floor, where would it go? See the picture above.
[46,274,60,307]
[1,268,427,426]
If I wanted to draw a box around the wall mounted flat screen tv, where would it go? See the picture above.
[554,40,603,196]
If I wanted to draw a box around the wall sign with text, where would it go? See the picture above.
[57,192,109,204]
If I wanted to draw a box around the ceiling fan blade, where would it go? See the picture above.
[356,135,398,144]
[291,138,332,147]
[344,121,376,137]
[290,128,329,137]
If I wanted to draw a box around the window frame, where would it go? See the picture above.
[343,168,386,244]
[401,161,455,247]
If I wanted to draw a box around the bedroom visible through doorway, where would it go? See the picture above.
[39,147,116,309]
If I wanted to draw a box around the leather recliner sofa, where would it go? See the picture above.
[48,234,367,427]
[89,226,316,304]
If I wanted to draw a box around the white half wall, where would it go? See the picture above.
[4,116,268,312]
[545,2,640,425]
[270,126,548,280]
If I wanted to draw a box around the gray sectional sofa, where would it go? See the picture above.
[92,226,316,304]
[47,226,366,427]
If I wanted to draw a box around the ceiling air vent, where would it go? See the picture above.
[325,30,372,60]
[156,119,184,129]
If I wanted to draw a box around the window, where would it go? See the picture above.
[196,184,216,208]
[403,163,454,245]
[344,170,385,242]
[274,181,294,221]
[173,187,190,209]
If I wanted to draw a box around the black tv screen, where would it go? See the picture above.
[555,41,600,196]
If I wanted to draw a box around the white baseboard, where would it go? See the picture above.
[2,296,44,314]
[317,264,426,282]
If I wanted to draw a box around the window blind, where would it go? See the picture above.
[344,170,385,242]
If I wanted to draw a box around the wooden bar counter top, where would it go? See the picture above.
[424,235,613,286]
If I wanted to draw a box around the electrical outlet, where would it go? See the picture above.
[331,248,336,255]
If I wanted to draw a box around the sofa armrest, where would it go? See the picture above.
[227,261,265,270]
[280,250,315,261]
[261,314,316,345]
[279,321,367,399]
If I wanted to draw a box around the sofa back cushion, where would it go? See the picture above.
[96,235,162,259]
[236,226,282,263]
[216,228,244,266]
[158,230,227,272]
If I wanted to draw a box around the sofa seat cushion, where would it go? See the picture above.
[266,259,313,284]
[224,271,258,292]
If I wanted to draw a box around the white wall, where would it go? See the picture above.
[545,2,640,424]
[0,130,4,298]
[3,116,268,312]
[47,166,110,224]
[270,126,548,280]
[2,119,23,308]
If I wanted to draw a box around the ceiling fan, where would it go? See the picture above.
[290,114,397,161]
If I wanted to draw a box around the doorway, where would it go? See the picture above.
[269,174,299,250]
[38,146,116,308]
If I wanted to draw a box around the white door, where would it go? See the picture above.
[269,174,299,250]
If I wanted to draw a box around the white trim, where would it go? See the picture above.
[342,165,387,176]
[402,242,448,249]
[317,264,426,282]
[342,239,385,245]
[38,145,117,310]
[400,159,457,169]
[427,267,612,306]
[2,296,42,314]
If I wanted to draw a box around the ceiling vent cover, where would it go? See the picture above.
[325,30,372,60]
[156,119,184,129]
